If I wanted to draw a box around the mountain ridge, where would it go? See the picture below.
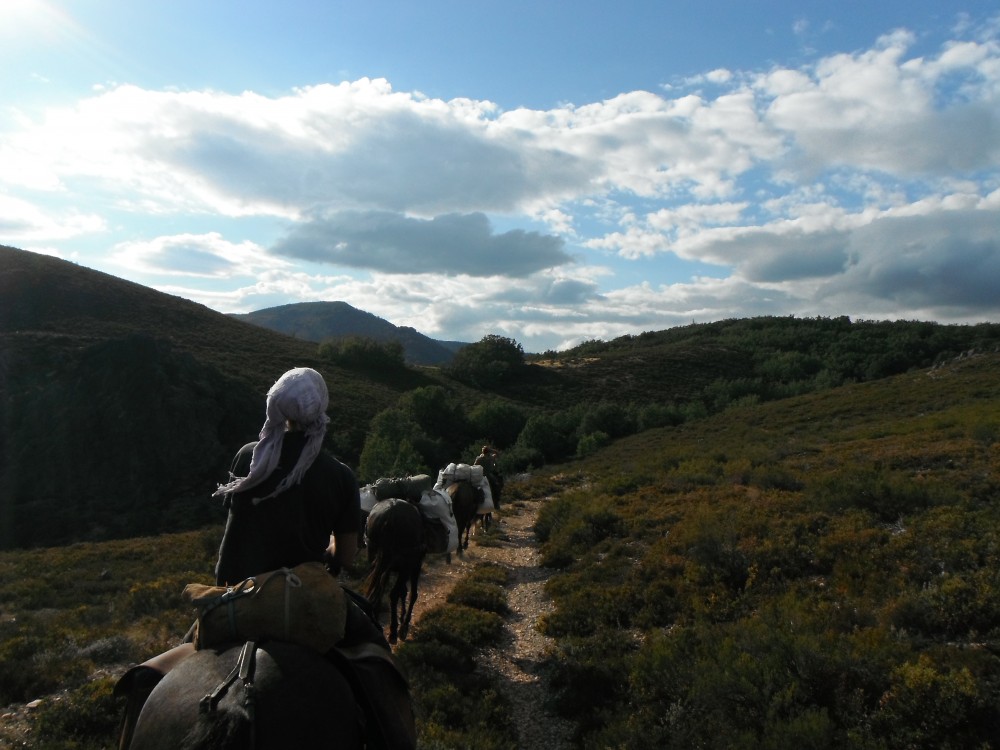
[233,301,467,365]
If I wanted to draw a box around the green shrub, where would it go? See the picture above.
[970,420,999,446]
[412,604,505,651]
[447,580,509,615]
[446,334,525,388]
[870,654,1000,749]
[578,401,637,440]
[577,430,610,457]
[468,399,528,449]
[809,469,950,521]
[533,494,577,544]
[125,576,190,619]
[78,634,137,665]
[466,562,510,587]
[539,583,634,637]
[34,676,121,748]
[544,631,634,732]
[889,569,1000,639]
[637,402,685,430]
[515,411,580,464]
[318,335,406,370]
[0,630,90,705]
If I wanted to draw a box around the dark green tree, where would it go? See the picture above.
[357,408,427,481]
[468,399,528,448]
[398,386,470,443]
[446,334,525,388]
[318,336,405,370]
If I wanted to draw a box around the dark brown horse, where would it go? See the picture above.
[124,640,363,749]
[446,481,482,557]
[364,498,425,644]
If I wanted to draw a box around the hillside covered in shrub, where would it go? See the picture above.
[1,349,997,749]
[521,350,1000,748]
[3,243,999,556]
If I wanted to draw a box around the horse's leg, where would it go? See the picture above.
[399,563,421,642]
[387,574,402,645]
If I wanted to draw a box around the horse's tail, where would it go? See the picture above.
[363,546,392,612]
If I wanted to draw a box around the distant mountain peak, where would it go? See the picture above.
[232,301,466,365]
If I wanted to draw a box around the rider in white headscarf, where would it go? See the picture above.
[213,367,331,503]
[212,366,360,586]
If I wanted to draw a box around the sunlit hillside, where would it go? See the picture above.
[515,350,1000,748]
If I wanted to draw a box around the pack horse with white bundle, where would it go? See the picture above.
[358,474,460,642]
[435,462,495,533]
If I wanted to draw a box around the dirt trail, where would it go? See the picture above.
[405,498,576,749]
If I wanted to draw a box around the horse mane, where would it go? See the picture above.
[181,709,250,750]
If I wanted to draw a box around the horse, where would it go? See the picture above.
[364,498,426,644]
[123,640,364,750]
[446,481,482,557]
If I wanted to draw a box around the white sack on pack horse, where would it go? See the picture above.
[435,462,493,531]
[361,474,459,560]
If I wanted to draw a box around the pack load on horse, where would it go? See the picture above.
[115,566,416,750]
[436,462,494,530]
[360,474,459,557]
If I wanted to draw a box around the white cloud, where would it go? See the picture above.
[2,17,1000,352]
[109,232,288,278]
[760,31,1000,175]
[0,193,104,240]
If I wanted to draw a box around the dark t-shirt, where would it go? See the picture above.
[214,432,360,585]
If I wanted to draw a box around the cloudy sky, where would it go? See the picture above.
[1,1,998,352]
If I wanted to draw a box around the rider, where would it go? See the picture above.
[118,368,414,750]
[212,367,414,749]
[213,366,358,584]
[473,444,503,511]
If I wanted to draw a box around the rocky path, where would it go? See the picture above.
[407,498,576,749]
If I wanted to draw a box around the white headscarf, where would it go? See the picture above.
[213,367,330,502]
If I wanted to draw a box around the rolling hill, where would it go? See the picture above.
[0,246,412,549]
[3,244,998,552]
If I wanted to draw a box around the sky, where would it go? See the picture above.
[1,1,998,353]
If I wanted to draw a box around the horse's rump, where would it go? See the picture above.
[129,640,364,750]
[447,481,480,536]
[364,499,426,643]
